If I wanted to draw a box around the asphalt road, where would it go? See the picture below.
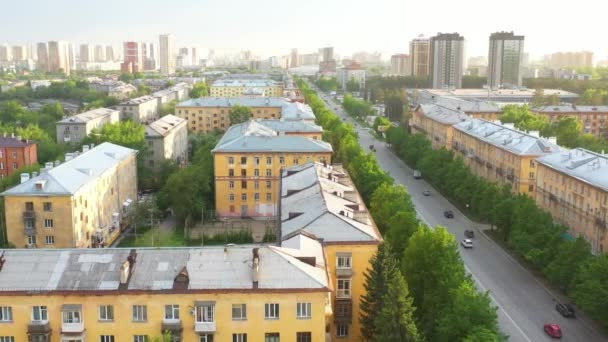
[308,82,607,342]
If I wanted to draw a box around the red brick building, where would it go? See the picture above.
[0,135,38,179]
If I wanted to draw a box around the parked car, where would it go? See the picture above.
[369,144,375,151]
[544,324,562,338]
[422,190,431,196]
[555,303,576,318]
[413,170,422,179]
[465,230,475,238]
[444,210,454,218]
[461,239,473,248]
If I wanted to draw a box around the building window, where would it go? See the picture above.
[12,163,16,169]
[27,235,37,245]
[254,193,260,201]
[0,307,12,322]
[132,305,147,322]
[229,193,235,202]
[229,181,235,189]
[32,306,47,322]
[44,219,53,228]
[11,152,16,158]
[199,335,214,342]
[25,201,34,211]
[296,302,311,319]
[266,181,271,189]
[337,279,351,298]
[99,305,114,321]
[0,338,14,342]
[62,310,82,324]
[45,236,54,245]
[254,157,260,165]
[265,333,279,342]
[265,303,280,320]
[337,324,349,337]
[164,304,179,320]
[266,157,272,165]
[529,185,534,192]
[266,169,272,177]
[101,336,116,342]
[232,304,247,320]
[296,332,312,342]
[241,156,247,165]
[337,255,352,269]
[293,158,299,165]
[229,169,235,177]
[254,169,260,176]
[242,193,247,201]
[241,169,247,176]
[43,202,52,211]
[254,181,260,189]
[279,156,285,165]
[232,334,247,342]
[228,157,235,165]
[266,193,272,201]
[195,304,214,323]
[241,181,247,189]
[133,336,149,342]
[529,172,535,179]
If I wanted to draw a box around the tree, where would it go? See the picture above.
[228,105,253,125]
[360,242,399,340]
[84,121,146,151]
[370,184,416,234]
[346,79,360,92]
[160,100,178,116]
[375,271,421,342]
[544,236,592,293]
[554,116,582,147]
[119,73,134,82]
[190,81,209,98]
[573,254,608,325]
[531,88,546,107]
[462,326,502,342]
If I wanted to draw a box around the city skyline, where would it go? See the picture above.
[0,0,606,61]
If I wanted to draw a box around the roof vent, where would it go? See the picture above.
[252,248,260,289]
[173,267,190,290]
[20,173,30,184]
[35,180,46,191]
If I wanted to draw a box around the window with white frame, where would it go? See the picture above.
[266,181,271,189]
[264,303,279,320]
[296,302,311,319]
[199,335,214,342]
[196,304,214,322]
[265,333,279,342]
[0,307,12,321]
[99,305,114,321]
[164,304,179,320]
[232,304,247,320]
[100,336,115,342]
[45,236,54,245]
[132,305,147,322]
[62,310,81,323]
[337,254,352,269]
[266,169,272,176]
[254,193,260,202]
[133,336,148,342]
[266,193,272,201]
[229,193,235,202]
[296,332,311,342]
[254,157,260,165]
[0,337,15,342]
[32,306,48,321]
[232,334,247,342]
[27,235,37,245]
[337,279,351,298]
[337,324,349,337]
[44,219,53,228]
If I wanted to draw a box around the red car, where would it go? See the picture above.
[544,324,562,338]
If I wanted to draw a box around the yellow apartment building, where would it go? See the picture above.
[531,105,608,138]
[281,162,383,341]
[210,79,284,98]
[176,97,316,133]
[452,119,561,195]
[212,121,332,218]
[535,148,608,254]
[1,142,138,248]
[0,246,331,342]
[409,104,470,149]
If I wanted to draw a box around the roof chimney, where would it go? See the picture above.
[120,249,137,288]
[252,248,260,289]
[20,173,30,184]
[83,145,90,153]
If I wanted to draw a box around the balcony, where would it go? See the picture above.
[486,161,493,169]
[23,210,36,220]
[549,194,558,202]
[28,321,51,334]
[194,321,216,333]
[62,321,84,333]
[595,218,607,229]
[63,135,71,143]
[162,319,183,333]
[336,267,353,277]
[506,174,515,182]
[334,299,353,323]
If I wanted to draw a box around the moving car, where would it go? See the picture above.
[422,190,431,196]
[544,324,562,338]
[413,170,422,179]
[444,210,454,218]
[461,239,473,248]
[555,303,576,318]
[465,230,475,238]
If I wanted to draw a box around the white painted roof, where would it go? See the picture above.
[418,104,470,125]
[177,97,316,121]
[536,148,608,192]
[57,107,118,124]
[145,114,187,138]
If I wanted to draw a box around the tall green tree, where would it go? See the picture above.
[554,116,582,147]
[190,81,209,98]
[228,105,253,125]
[375,271,421,342]
[544,236,592,293]
[573,254,608,324]
[346,79,360,92]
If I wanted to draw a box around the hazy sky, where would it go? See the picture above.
[1,0,606,61]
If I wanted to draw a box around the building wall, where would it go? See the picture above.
[0,143,38,179]
[116,99,159,124]
[532,110,608,138]
[176,106,282,133]
[209,86,284,97]
[535,163,608,254]
[0,291,328,342]
[146,121,188,169]
[409,109,455,150]
[56,111,120,144]
[214,152,332,217]
[452,129,539,195]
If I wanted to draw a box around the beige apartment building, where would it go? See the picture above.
[535,148,608,254]
[56,108,120,144]
[1,142,138,248]
[409,104,469,149]
[452,119,561,195]
[209,79,284,97]
[532,105,608,138]
[145,114,188,169]
[115,95,159,123]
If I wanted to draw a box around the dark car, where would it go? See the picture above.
[544,324,562,338]
[444,210,454,218]
[465,230,475,238]
[556,303,576,318]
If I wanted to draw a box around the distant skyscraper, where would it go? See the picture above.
[192,47,197,66]
[11,45,26,61]
[488,31,524,89]
[105,45,115,61]
[36,42,49,71]
[122,41,142,72]
[141,42,148,59]
[430,32,464,89]
[47,41,71,75]
[159,34,175,74]
[290,48,299,68]
[94,45,106,62]
[410,35,430,78]
[550,51,594,69]
[149,43,155,59]
[79,44,92,62]
[391,54,411,76]
[0,45,11,62]
[319,47,334,62]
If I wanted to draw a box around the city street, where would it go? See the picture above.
[309,82,607,342]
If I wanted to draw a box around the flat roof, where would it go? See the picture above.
[118,95,156,106]
[536,148,608,192]
[145,114,187,138]
[177,97,316,121]
[424,88,579,99]
[532,105,608,113]
[417,104,470,125]
[211,79,281,87]
[57,107,118,124]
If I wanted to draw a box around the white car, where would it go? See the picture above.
[461,239,473,249]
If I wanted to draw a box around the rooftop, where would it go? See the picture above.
[417,104,470,125]
[416,92,502,113]
[532,105,608,113]
[0,246,329,293]
[145,114,187,138]
[256,119,322,133]
[118,95,156,106]
[177,97,316,121]
[536,148,608,192]
[453,118,562,156]
[423,88,579,99]
[57,107,119,124]
[212,79,281,87]
[0,134,36,148]
[2,142,137,196]
[212,121,332,154]
[280,162,382,243]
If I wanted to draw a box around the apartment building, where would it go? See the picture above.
[535,148,608,254]
[212,121,332,218]
[145,115,188,169]
[430,33,465,89]
[531,105,608,138]
[487,31,524,89]
[0,245,330,342]
[115,96,159,123]
[390,54,411,76]
[210,79,284,97]
[281,162,383,341]
[151,82,191,108]
[0,135,38,180]
[409,104,470,149]
[452,119,561,195]
[1,142,137,248]
[414,91,503,121]
[336,63,366,91]
[410,35,431,78]
[176,97,316,133]
[56,108,120,144]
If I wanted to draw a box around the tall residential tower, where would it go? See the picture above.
[488,31,524,89]
[159,33,175,74]
[410,35,431,78]
[429,33,464,89]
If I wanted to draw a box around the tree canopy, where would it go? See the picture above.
[229,105,253,125]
